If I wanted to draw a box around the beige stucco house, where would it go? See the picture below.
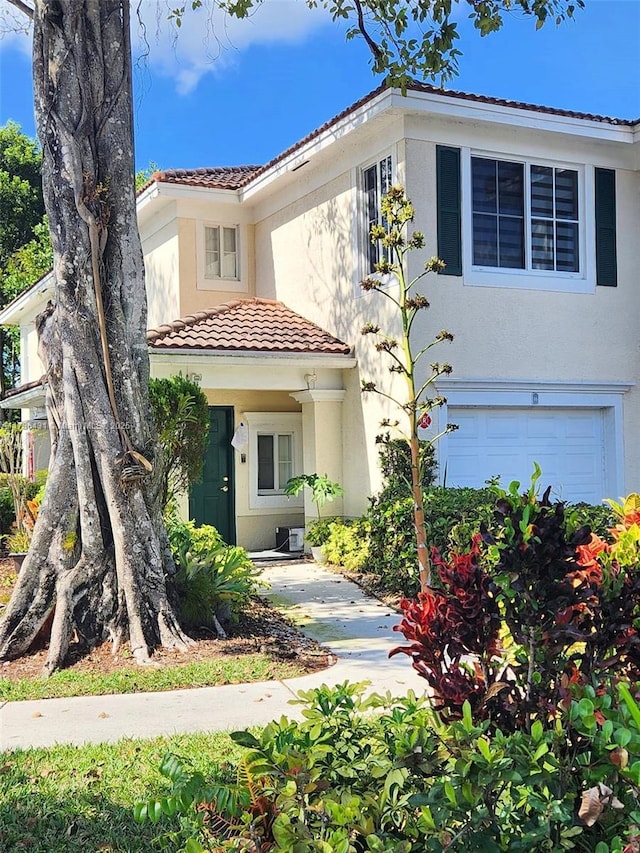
[2,81,639,549]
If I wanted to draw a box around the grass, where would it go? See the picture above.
[0,731,242,852]
[0,653,309,702]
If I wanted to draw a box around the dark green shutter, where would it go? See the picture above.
[436,145,462,276]
[595,167,617,287]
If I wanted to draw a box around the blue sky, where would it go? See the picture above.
[1,0,638,172]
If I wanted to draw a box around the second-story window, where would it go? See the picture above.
[204,225,239,280]
[362,154,393,272]
[471,156,580,274]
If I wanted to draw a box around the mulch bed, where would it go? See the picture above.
[0,558,333,683]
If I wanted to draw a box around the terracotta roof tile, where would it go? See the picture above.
[146,82,638,192]
[151,165,262,190]
[1,376,45,400]
[147,298,352,356]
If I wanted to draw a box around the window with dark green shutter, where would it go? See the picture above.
[436,146,462,276]
[595,168,617,287]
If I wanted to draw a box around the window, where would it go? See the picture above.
[438,148,616,292]
[257,433,293,494]
[204,225,238,280]
[471,157,579,273]
[246,412,303,510]
[361,155,393,271]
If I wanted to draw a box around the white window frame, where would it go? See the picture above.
[245,412,303,510]
[359,153,394,276]
[196,221,244,292]
[257,432,294,495]
[462,149,595,294]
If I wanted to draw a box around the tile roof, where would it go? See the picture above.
[147,81,638,192]
[147,298,352,356]
[1,376,45,400]
[150,165,262,190]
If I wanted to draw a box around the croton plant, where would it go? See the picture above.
[390,475,640,733]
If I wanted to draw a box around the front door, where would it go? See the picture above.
[189,406,236,544]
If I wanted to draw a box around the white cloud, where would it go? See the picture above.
[133,0,332,94]
[1,1,331,94]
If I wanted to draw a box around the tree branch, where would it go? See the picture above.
[352,0,383,62]
[6,0,34,19]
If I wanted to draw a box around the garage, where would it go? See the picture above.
[445,407,606,505]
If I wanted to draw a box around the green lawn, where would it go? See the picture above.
[0,652,309,702]
[0,731,241,852]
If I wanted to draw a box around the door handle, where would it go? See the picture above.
[220,485,229,492]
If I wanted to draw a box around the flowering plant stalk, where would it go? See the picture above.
[360,186,456,589]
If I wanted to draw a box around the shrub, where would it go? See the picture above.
[166,517,262,631]
[0,487,15,536]
[366,493,416,591]
[304,516,340,547]
[568,501,616,539]
[366,487,495,596]
[375,433,437,502]
[0,472,44,547]
[149,374,209,507]
[322,517,370,571]
[391,473,640,736]
[136,681,640,852]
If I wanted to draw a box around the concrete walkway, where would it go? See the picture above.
[0,561,422,751]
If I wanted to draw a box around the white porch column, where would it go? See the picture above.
[290,389,346,520]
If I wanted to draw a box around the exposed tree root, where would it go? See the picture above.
[0,1,192,674]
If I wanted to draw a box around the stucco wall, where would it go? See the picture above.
[174,198,255,317]
[252,130,411,514]
[143,218,181,331]
[403,130,640,495]
[250,109,640,508]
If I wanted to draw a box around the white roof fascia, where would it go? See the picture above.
[136,89,637,215]
[140,182,242,208]
[0,385,46,409]
[0,272,55,326]
[135,180,160,214]
[150,351,356,370]
[241,88,636,205]
[241,89,396,203]
[395,89,637,145]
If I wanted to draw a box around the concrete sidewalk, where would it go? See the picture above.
[0,562,421,751]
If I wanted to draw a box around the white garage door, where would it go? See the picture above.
[446,407,606,504]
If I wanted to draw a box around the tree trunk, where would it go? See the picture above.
[0,0,192,674]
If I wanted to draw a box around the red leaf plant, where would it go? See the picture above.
[389,536,503,720]
[390,489,640,731]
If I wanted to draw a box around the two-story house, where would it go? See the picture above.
[2,81,638,550]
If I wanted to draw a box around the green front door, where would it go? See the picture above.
[189,407,236,544]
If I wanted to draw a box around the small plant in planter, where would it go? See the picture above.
[304,516,338,547]
[285,473,344,560]
[4,527,32,571]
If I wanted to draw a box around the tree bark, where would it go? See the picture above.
[0,0,192,673]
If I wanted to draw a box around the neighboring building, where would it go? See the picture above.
[2,82,638,549]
